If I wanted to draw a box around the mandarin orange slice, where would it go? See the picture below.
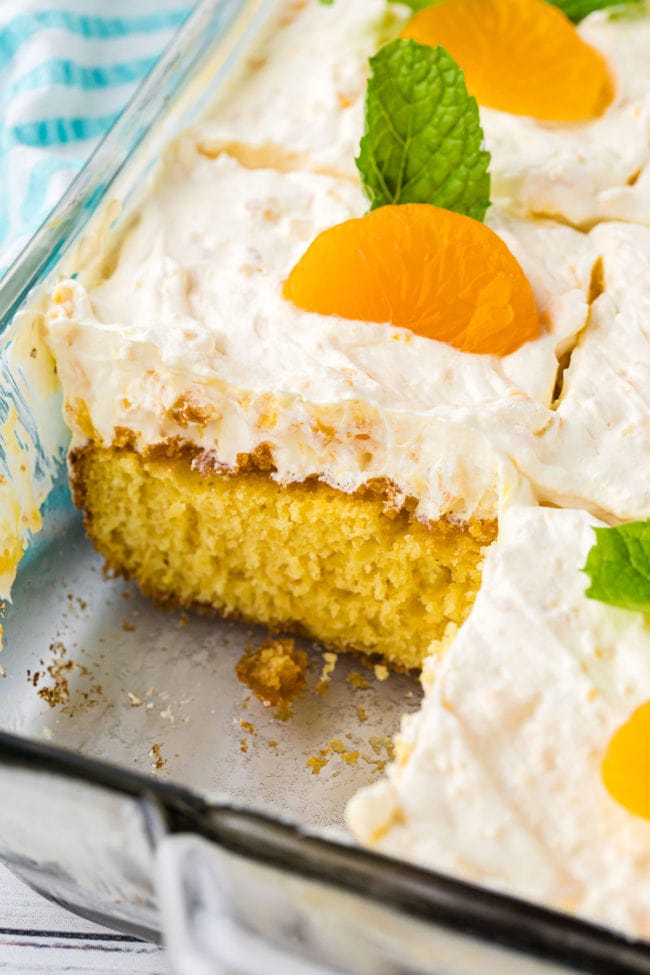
[602,701,650,820]
[401,0,614,122]
[283,204,540,356]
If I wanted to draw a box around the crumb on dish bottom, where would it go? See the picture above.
[236,636,308,711]
[70,445,495,670]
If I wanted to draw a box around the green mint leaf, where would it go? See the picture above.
[545,0,641,22]
[356,39,490,221]
[584,521,650,614]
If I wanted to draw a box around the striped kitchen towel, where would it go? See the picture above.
[0,0,192,277]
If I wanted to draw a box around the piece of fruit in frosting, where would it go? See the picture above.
[283,203,540,356]
[602,701,650,820]
[401,0,614,122]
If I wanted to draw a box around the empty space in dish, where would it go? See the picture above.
[0,475,421,828]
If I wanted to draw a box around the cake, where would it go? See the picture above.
[35,0,650,941]
[45,149,596,669]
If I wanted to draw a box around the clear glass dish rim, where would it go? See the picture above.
[0,2,647,969]
[1,729,649,975]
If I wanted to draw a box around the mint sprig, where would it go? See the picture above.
[356,39,490,221]
[545,0,642,22]
[584,521,650,614]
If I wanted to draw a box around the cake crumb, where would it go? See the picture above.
[37,643,74,708]
[128,692,143,707]
[361,735,396,773]
[330,738,360,766]
[356,705,368,723]
[347,671,369,691]
[342,750,359,766]
[307,754,329,775]
[121,620,136,632]
[240,720,255,735]
[236,637,308,712]
[178,612,189,628]
[316,651,338,694]
[374,664,389,682]
[149,743,165,771]
[369,735,395,761]
[268,739,279,748]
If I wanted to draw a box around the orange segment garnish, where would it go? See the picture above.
[401,0,613,122]
[283,203,540,356]
[602,701,650,820]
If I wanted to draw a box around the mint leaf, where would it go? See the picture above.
[356,39,490,221]
[545,0,641,22]
[584,521,650,614]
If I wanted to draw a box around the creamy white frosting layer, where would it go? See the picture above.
[192,0,399,178]
[195,0,650,228]
[486,6,650,227]
[525,222,650,521]
[347,504,650,937]
[45,148,595,524]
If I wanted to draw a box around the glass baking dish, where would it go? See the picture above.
[1,2,649,972]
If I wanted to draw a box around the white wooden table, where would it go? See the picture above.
[0,865,169,973]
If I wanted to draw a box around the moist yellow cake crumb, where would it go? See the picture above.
[71,445,495,670]
[307,754,330,775]
[347,672,370,691]
[316,650,339,693]
[235,637,308,708]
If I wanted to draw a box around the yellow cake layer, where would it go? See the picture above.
[71,446,496,670]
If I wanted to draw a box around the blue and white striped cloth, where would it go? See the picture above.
[0,0,192,276]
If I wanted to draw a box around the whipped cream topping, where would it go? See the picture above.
[525,222,650,521]
[347,504,650,936]
[195,0,650,229]
[485,6,650,227]
[47,135,650,526]
[45,148,594,524]
[191,0,398,178]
